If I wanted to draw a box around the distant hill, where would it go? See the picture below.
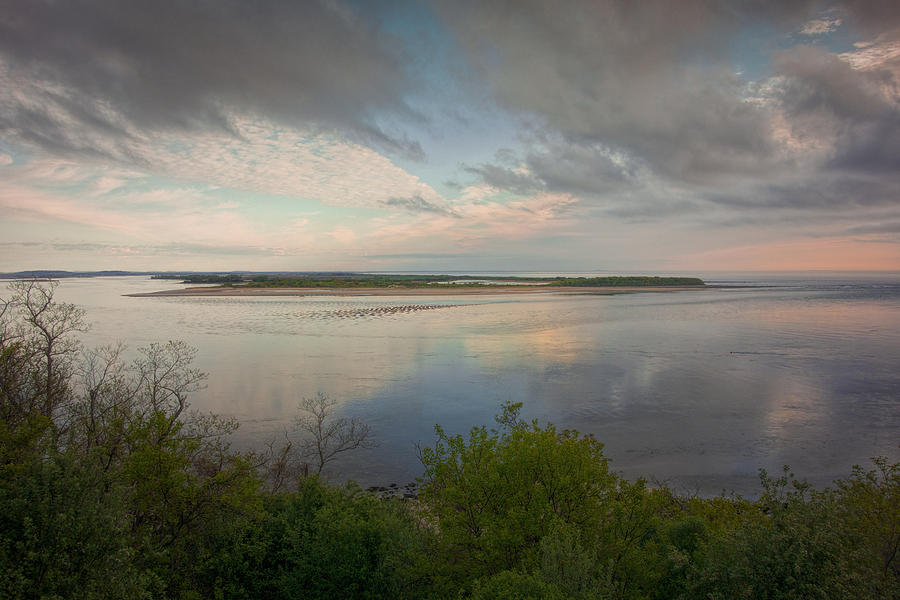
[0,270,151,279]
[0,270,370,279]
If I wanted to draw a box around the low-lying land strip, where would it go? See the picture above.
[129,274,706,297]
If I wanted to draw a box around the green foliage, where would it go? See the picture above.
[552,276,704,287]
[244,274,457,288]
[537,522,598,598]
[419,403,617,579]
[0,453,153,599]
[419,402,669,599]
[469,570,566,600]
[666,515,707,556]
[684,467,879,600]
[833,456,900,597]
[187,477,433,600]
[152,274,245,284]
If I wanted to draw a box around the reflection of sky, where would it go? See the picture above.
[45,277,900,496]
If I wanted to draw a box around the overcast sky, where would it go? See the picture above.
[1,0,899,272]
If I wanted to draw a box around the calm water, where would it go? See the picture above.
[37,273,900,496]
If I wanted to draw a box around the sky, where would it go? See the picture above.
[1,0,899,273]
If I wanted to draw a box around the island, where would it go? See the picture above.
[128,274,706,297]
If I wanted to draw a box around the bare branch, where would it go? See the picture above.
[293,392,375,476]
[133,341,207,437]
[2,279,87,424]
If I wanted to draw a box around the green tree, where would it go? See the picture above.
[469,570,565,600]
[833,456,900,597]
[189,476,432,600]
[686,467,876,600]
[0,453,152,599]
[419,403,643,593]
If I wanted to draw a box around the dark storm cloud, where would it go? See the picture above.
[463,163,542,196]
[0,96,149,165]
[706,172,900,211]
[438,0,900,216]
[383,195,458,216]
[838,0,900,34]
[841,221,900,235]
[0,0,422,159]
[774,45,900,173]
[464,138,635,198]
[525,142,635,196]
[601,200,705,222]
[435,0,814,184]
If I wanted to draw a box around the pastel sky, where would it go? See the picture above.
[1,0,899,272]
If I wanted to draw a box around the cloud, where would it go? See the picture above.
[367,252,474,260]
[132,122,443,209]
[799,17,842,35]
[384,195,459,216]
[677,236,900,271]
[2,0,899,271]
[0,152,588,269]
[838,0,900,36]
[838,221,900,235]
[773,45,900,173]
[705,175,899,212]
[368,188,579,249]
[0,240,301,258]
[0,122,445,212]
[330,226,357,245]
[443,0,900,230]
[0,178,263,245]
[840,40,900,71]
[463,163,542,197]
[435,0,809,186]
[0,0,423,159]
[464,138,636,199]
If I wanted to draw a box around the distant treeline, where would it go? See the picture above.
[246,274,465,288]
[553,276,704,287]
[151,274,245,284]
[0,270,146,279]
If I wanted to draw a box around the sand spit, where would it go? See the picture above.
[126,285,706,298]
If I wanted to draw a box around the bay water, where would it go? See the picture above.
[42,273,900,496]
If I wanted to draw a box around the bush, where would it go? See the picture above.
[0,453,152,599]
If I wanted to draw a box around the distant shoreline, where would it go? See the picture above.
[126,284,707,298]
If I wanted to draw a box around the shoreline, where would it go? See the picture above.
[126,284,709,298]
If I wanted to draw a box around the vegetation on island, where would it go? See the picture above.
[1,280,896,599]
[552,276,704,287]
[151,273,245,284]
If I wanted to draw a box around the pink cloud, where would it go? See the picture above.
[677,237,900,271]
